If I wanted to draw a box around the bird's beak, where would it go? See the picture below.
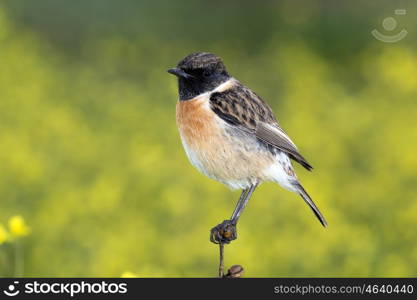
[167,68,194,79]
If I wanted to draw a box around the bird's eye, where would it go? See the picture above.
[202,69,212,78]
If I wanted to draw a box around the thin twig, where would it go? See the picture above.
[218,243,224,278]
[14,240,24,277]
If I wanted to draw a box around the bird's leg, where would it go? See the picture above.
[210,184,258,245]
[231,183,258,223]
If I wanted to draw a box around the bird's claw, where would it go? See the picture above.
[210,220,237,244]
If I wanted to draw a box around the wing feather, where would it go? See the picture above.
[209,81,313,171]
[256,123,313,170]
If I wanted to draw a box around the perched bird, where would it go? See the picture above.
[168,52,327,245]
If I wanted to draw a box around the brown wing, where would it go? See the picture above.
[209,82,313,171]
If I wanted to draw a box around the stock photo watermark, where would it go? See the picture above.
[372,9,407,43]
[2,280,128,297]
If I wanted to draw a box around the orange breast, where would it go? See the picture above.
[176,97,220,150]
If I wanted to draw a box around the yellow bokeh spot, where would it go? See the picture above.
[120,271,138,278]
[0,224,9,244]
[8,215,31,237]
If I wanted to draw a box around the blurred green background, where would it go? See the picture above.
[0,0,416,277]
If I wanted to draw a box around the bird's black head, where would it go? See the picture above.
[168,52,231,100]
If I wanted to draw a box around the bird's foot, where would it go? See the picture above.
[210,220,237,244]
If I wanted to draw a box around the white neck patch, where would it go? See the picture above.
[191,78,237,101]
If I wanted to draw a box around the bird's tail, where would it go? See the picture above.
[293,182,327,227]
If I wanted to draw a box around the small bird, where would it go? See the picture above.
[168,52,327,245]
